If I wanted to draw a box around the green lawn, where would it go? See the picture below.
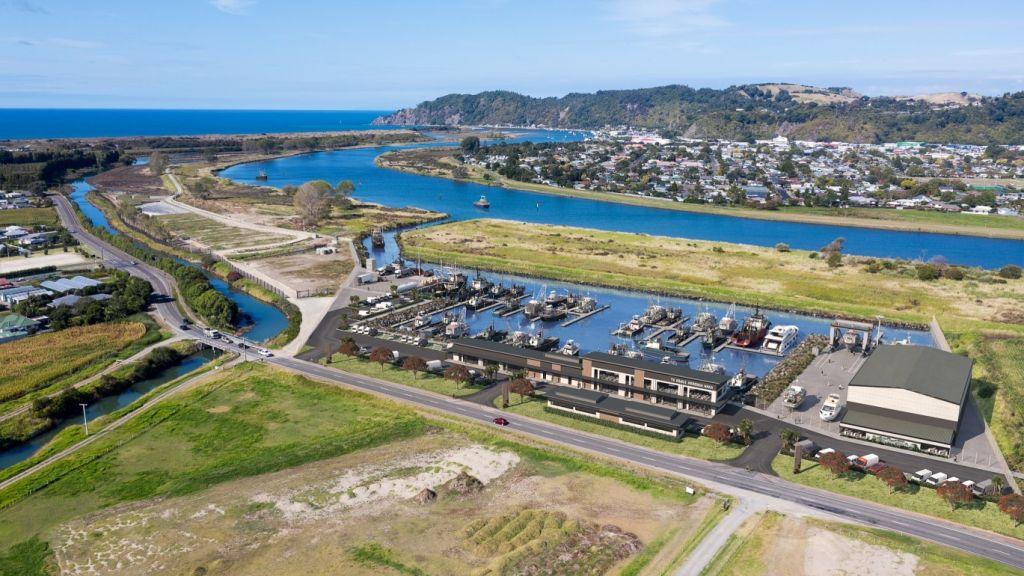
[0,363,427,560]
[494,396,745,462]
[327,353,483,397]
[771,455,1024,540]
[0,207,58,228]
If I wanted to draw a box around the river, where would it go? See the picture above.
[69,179,288,342]
[0,348,220,471]
[221,131,1022,269]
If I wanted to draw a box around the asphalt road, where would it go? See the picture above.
[49,193,1024,570]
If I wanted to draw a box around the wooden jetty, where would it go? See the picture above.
[560,304,611,327]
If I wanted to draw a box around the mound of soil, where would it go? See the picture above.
[414,488,437,504]
[443,471,484,496]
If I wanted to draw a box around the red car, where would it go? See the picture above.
[492,417,510,426]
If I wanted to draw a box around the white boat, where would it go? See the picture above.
[698,358,725,375]
[717,304,738,334]
[559,339,580,356]
[473,195,490,208]
[762,325,799,354]
[445,319,469,338]
[783,385,806,408]
[693,310,717,333]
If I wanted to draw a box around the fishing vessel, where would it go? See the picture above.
[491,296,521,316]
[730,308,771,348]
[473,324,507,342]
[544,290,568,307]
[693,309,718,333]
[370,228,385,248]
[762,325,799,354]
[473,195,490,208]
[613,315,645,337]
[470,274,492,293]
[716,304,738,337]
[412,313,435,330]
[574,296,598,313]
[698,357,725,375]
[728,369,757,391]
[526,330,559,352]
[640,304,667,325]
[445,318,469,338]
[464,294,492,311]
[608,343,645,359]
[255,170,268,181]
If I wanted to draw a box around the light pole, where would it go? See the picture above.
[80,403,89,435]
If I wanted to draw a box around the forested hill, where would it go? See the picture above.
[373,84,1024,144]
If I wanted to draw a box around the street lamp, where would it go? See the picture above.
[80,403,89,435]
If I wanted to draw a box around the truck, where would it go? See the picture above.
[203,327,220,339]
[424,359,445,374]
[911,469,932,484]
[357,272,379,285]
[924,472,948,487]
[819,393,841,421]
[854,454,880,470]
[782,385,806,408]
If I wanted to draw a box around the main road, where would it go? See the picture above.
[50,193,1024,570]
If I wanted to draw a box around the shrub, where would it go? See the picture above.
[943,267,964,280]
[998,265,1022,279]
[226,270,243,283]
[916,264,940,281]
[774,242,790,252]
[808,252,819,260]
[826,252,842,268]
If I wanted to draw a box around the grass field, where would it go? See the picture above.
[378,148,1024,240]
[494,396,745,461]
[0,207,58,228]
[327,353,483,397]
[0,363,712,575]
[0,321,150,408]
[770,455,1024,540]
[156,212,290,250]
[700,511,1019,576]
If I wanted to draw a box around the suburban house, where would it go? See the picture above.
[839,345,973,457]
[0,313,40,343]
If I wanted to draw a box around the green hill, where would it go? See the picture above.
[374,84,1024,144]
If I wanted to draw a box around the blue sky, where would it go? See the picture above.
[2,0,1024,109]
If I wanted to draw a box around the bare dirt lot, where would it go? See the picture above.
[52,432,707,576]
[244,250,354,295]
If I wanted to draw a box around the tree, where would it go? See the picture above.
[998,494,1024,526]
[402,356,427,379]
[779,428,799,452]
[369,347,394,372]
[482,363,498,382]
[826,251,842,268]
[293,180,333,228]
[335,180,356,196]
[877,466,908,494]
[460,136,481,154]
[999,265,1022,280]
[737,419,754,445]
[936,481,973,511]
[819,451,850,478]
[821,237,845,254]
[703,423,732,445]
[991,475,1005,496]
[444,364,471,389]
[338,339,359,357]
[509,377,534,404]
[148,152,168,175]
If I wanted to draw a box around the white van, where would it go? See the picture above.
[924,472,948,487]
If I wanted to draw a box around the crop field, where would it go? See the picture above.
[155,212,290,250]
[0,363,710,575]
[0,322,147,406]
[700,511,1020,576]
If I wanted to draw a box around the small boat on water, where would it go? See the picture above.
[544,290,568,307]
[464,294,493,311]
[370,228,385,248]
[445,318,469,338]
[473,195,490,209]
[526,330,559,352]
[717,304,738,337]
[698,357,725,375]
[573,296,598,313]
[559,339,581,356]
[730,307,771,348]
[470,274,492,293]
[640,304,667,325]
[613,315,645,337]
[762,325,799,354]
[474,324,507,342]
[256,170,268,181]
[693,310,718,333]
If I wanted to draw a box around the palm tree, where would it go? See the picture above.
[779,428,799,452]
[738,419,754,445]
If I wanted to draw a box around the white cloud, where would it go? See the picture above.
[211,0,255,15]
[604,0,726,37]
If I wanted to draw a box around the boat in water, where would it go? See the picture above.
[371,228,385,248]
[526,330,559,352]
[445,318,469,338]
[608,342,645,359]
[716,304,738,337]
[470,274,492,293]
[255,170,268,181]
[730,307,771,348]
[693,309,718,333]
[698,357,725,375]
[464,294,493,311]
[473,195,490,208]
[473,324,507,342]
[613,315,645,337]
[640,304,667,325]
[559,339,581,356]
[762,325,800,354]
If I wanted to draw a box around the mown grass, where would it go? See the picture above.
[771,455,1024,540]
[327,353,483,397]
[699,511,774,576]
[492,396,745,462]
[0,363,426,554]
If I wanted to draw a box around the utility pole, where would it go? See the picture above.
[80,403,89,435]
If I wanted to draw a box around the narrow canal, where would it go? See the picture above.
[69,179,288,342]
[0,348,220,471]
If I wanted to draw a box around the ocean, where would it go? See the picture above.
[0,109,395,139]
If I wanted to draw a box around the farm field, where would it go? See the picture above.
[0,320,153,410]
[700,511,1019,576]
[0,363,711,576]
[493,396,745,462]
[770,455,1024,540]
[155,212,290,251]
[0,207,58,227]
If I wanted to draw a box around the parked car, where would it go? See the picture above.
[257,348,272,358]
[924,472,948,487]
[492,417,509,426]
[911,469,933,484]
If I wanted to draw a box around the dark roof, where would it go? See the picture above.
[451,338,582,368]
[585,351,729,386]
[848,345,971,404]
[841,402,957,446]
[543,385,692,429]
